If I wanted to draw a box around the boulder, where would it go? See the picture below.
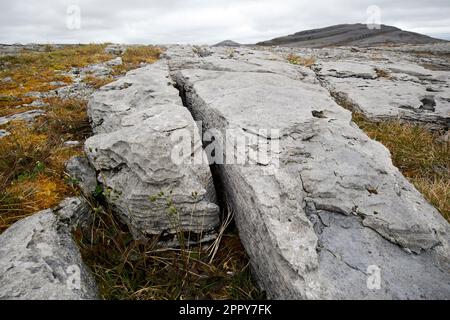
[85,61,220,240]
[0,198,99,300]
[168,46,450,299]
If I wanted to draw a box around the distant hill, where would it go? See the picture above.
[213,40,241,47]
[256,23,445,48]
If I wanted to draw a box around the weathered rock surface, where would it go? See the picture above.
[0,198,99,300]
[85,61,220,240]
[167,45,450,299]
[66,156,98,195]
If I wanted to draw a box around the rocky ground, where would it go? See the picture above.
[0,42,449,300]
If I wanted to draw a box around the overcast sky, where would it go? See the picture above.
[1,0,449,44]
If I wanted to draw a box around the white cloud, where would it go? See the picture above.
[0,0,449,44]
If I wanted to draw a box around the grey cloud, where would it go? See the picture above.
[0,0,449,44]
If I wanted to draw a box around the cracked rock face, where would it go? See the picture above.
[85,61,220,240]
[167,45,450,299]
[0,198,99,300]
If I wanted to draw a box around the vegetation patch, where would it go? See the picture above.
[83,75,115,89]
[82,46,163,88]
[0,46,108,232]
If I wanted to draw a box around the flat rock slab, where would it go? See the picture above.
[168,46,450,299]
[85,61,220,240]
[0,109,46,126]
[0,198,99,300]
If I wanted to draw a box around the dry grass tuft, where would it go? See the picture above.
[0,44,112,98]
[286,53,316,68]
[352,113,450,221]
